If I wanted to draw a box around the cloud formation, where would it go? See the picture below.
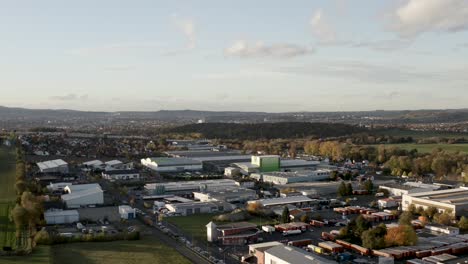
[173,15,196,49]
[225,40,313,59]
[389,0,468,37]
[50,94,89,101]
[310,9,337,44]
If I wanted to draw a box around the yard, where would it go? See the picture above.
[0,147,18,249]
[165,213,277,242]
[50,238,190,264]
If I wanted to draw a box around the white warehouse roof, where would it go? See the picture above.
[37,159,68,170]
[250,196,313,207]
[62,186,103,201]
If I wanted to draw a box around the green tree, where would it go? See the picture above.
[346,183,353,196]
[281,206,290,223]
[398,211,413,226]
[338,182,347,197]
[458,216,468,231]
[361,224,387,249]
[363,180,374,193]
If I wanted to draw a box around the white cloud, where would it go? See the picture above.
[172,15,196,49]
[50,94,88,101]
[225,40,313,59]
[389,0,468,37]
[310,9,337,44]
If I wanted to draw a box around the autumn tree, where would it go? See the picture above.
[385,225,418,247]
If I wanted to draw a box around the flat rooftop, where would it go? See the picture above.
[165,150,242,158]
[259,170,330,178]
[251,196,313,207]
[37,159,67,170]
[409,188,468,205]
[146,157,201,166]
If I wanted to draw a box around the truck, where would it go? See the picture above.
[310,220,325,227]
[262,225,275,233]
[287,239,312,247]
[282,229,302,236]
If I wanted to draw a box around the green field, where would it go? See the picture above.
[0,147,17,202]
[50,238,190,264]
[373,129,468,139]
[0,147,17,249]
[368,143,468,154]
[0,246,51,264]
[166,214,277,242]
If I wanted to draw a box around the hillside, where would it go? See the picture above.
[165,122,366,139]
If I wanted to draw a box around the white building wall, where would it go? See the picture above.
[64,192,104,208]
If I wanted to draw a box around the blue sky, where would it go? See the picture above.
[1,0,467,112]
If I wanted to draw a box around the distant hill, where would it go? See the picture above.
[165,122,366,139]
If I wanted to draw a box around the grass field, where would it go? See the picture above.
[166,213,277,242]
[368,143,468,154]
[0,147,17,249]
[0,246,51,264]
[373,129,468,139]
[50,238,190,264]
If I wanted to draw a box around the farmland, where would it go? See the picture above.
[368,143,468,154]
[0,147,17,250]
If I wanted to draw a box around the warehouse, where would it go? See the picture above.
[264,245,336,264]
[101,169,140,181]
[62,183,104,208]
[380,182,440,196]
[104,160,124,170]
[119,205,136,219]
[37,159,69,174]
[193,187,256,203]
[402,188,468,217]
[248,242,283,264]
[165,201,233,216]
[82,160,104,170]
[141,157,202,172]
[44,209,79,225]
[207,221,259,245]
[248,196,314,208]
[233,156,321,175]
[250,170,331,185]
[145,179,238,195]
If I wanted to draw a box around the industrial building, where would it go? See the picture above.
[44,209,79,225]
[264,245,336,264]
[101,169,140,181]
[119,205,136,219]
[165,201,233,216]
[165,150,251,172]
[402,188,468,217]
[104,160,124,170]
[193,187,256,203]
[82,160,104,170]
[248,242,284,264]
[37,159,69,174]
[141,157,202,172]
[206,221,259,245]
[145,179,238,195]
[250,170,331,185]
[233,155,321,175]
[248,196,314,208]
[380,182,441,196]
[62,183,104,208]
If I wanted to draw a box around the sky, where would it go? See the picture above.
[1,0,468,112]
